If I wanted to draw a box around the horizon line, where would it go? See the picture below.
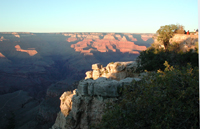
[0,31,156,34]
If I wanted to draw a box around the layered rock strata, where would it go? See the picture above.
[70,34,147,55]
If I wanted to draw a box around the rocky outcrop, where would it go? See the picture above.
[52,61,141,129]
[0,36,6,41]
[0,52,5,58]
[85,61,137,80]
[153,34,198,51]
[169,34,198,52]
[52,77,140,129]
[15,45,38,56]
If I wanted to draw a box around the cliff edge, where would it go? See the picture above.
[51,61,141,129]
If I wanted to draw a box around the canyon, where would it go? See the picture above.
[0,32,153,97]
[0,32,153,129]
[0,32,197,129]
[51,33,198,129]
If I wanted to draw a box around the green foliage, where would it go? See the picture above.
[97,63,199,129]
[174,24,185,34]
[156,24,178,50]
[136,44,198,72]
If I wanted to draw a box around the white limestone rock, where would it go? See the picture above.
[92,63,102,70]
[85,71,93,79]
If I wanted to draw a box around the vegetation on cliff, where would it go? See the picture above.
[156,24,178,50]
[97,62,199,129]
[97,25,199,129]
[136,43,198,72]
[136,24,198,72]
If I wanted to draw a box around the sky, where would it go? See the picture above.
[0,0,199,33]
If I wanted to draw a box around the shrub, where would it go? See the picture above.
[97,63,199,129]
[136,44,198,72]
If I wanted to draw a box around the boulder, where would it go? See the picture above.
[92,63,102,70]
[60,90,76,116]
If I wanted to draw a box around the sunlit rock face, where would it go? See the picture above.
[153,34,198,51]
[68,33,151,55]
[0,36,6,41]
[141,34,154,41]
[85,61,138,80]
[0,52,5,58]
[169,34,198,52]
[12,32,20,38]
[51,61,142,129]
[15,45,38,56]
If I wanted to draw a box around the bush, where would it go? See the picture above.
[97,63,199,129]
[136,43,198,72]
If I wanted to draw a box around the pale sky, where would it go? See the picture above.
[0,0,198,33]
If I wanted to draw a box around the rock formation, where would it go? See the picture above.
[141,34,154,41]
[52,77,140,129]
[12,32,20,38]
[68,33,149,55]
[0,52,5,58]
[15,45,38,56]
[153,34,198,51]
[0,36,6,41]
[85,61,138,80]
[51,61,141,129]
[169,34,198,52]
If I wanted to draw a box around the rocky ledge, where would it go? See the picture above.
[51,61,141,129]
[85,61,138,80]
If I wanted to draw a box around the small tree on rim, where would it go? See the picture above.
[156,24,178,50]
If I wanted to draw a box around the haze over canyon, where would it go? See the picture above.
[0,32,153,96]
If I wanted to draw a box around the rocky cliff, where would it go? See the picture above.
[51,61,141,129]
